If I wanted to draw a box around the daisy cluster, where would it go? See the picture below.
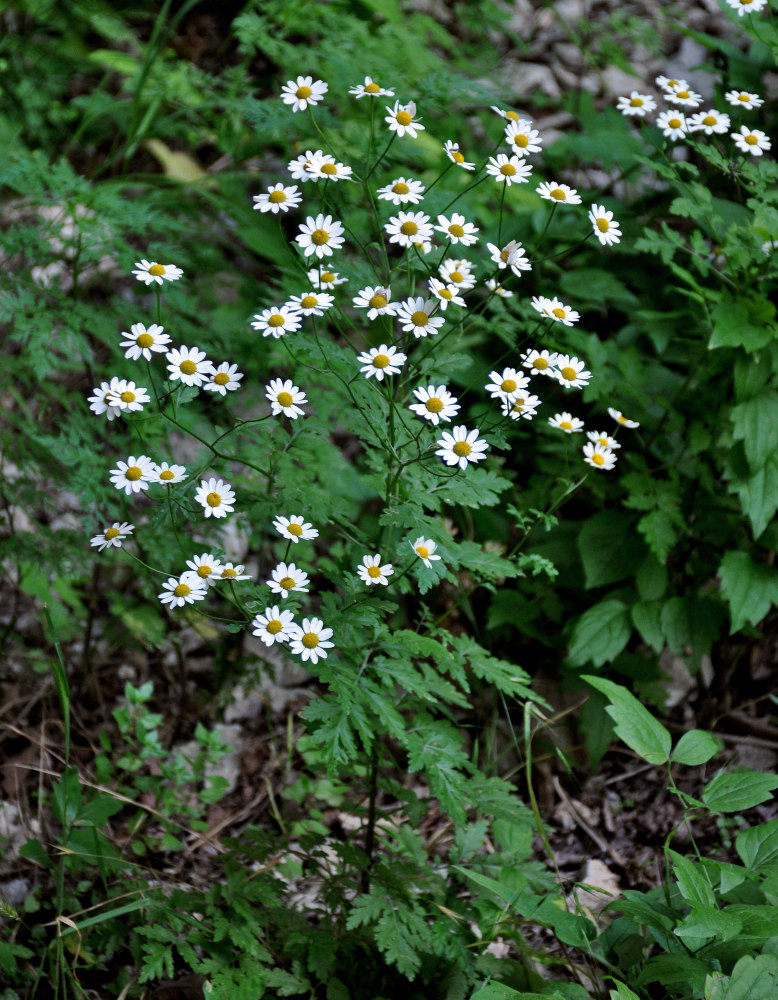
[616,76,771,157]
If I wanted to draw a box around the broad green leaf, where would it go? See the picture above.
[668,850,715,907]
[660,597,725,666]
[609,984,640,1000]
[703,770,778,813]
[728,453,778,538]
[709,298,777,353]
[582,676,671,764]
[671,730,721,766]
[736,817,778,868]
[577,512,644,589]
[719,550,778,633]
[469,985,530,1000]
[568,601,632,668]
[631,600,663,653]
[731,391,778,471]
[674,905,742,945]
[715,954,778,1000]
[635,553,668,601]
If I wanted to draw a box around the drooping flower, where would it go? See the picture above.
[195,477,236,519]
[90,522,134,552]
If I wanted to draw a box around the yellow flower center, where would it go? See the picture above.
[301,295,318,309]
[668,118,681,128]
[596,218,609,232]
[180,360,197,375]
[448,223,465,237]
[269,190,287,203]
[411,310,428,326]
[550,188,565,199]
[302,632,319,648]
[396,111,412,126]
[500,249,510,262]
[452,151,465,162]
[677,90,690,99]
[174,583,191,597]
[597,437,608,446]
[453,441,471,457]
[400,220,418,235]
[321,162,337,175]
[267,619,282,634]
[287,522,304,535]
[560,421,572,431]
[120,390,135,403]
[592,453,605,466]
[392,182,410,194]
[214,372,230,385]
[703,115,716,126]
[438,288,452,299]
[277,391,293,408]
[279,576,296,590]
[369,293,387,309]
[416,545,429,559]
[367,565,381,578]
[500,163,517,175]
[321,271,335,282]
[501,379,517,392]
[296,85,313,99]
[426,397,443,412]
[125,466,142,481]
[560,366,577,380]
[449,270,463,282]
[197,565,212,577]
[149,264,165,276]
[222,568,237,578]
[629,97,643,107]
[514,134,529,148]
[206,492,221,507]
[136,332,153,347]
[552,307,566,319]
[104,527,120,540]
[311,228,330,245]
[365,82,381,94]
[745,134,758,145]
[159,469,175,480]
[268,313,285,327]
[617,414,628,423]
[533,357,548,370]
[738,94,750,102]
[372,353,390,368]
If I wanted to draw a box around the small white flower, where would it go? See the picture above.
[554,355,592,389]
[185,553,224,587]
[109,455,156,495]
[583,443,618,470]
[687,109,730,135]
[295,214,345,259]
[435,425,488,469]
[217,562,251,582]
[205,362,243,395]
[267,561,310,599]
[273,514,319,543]
[443,140,475,170]
[357,554,394,586]
[487,240,532,275]
[589,204,622,246]
[109,379,151,414]
[726,0,768,16]
[491,106,523,121]
[536,181,581,204]
[504,119,542,156]
[90,522,134,552]
[665,87,703,108]
[287,291,334,316]
[252,606,297,645]
[501,393,541,421]
[376,176,426,206]
[250,305,303,339]
[150,461,187,485]
[762,239,778,255]
[132,259,184,285]
[119,322,171,360]
[725,90,763,110]
[357,344,407,381]
[485,278,513,298]
[352,286,398,319]
[655,110,688,140]
[522,349,559,376]
[308,267,347,288]
[349,76,395,99]
[408,385,460,425]
[486,153,533,186]
[656,76,688,94]
[288,149,327,182]
[435,212,479,247]
[166,345,214,387]
[195,477,236,519]
[385,210,433,249]
[428,278,466,309]
[308,158,353,183]
[616,91,657,117]
[288,616,334,664]
[732,125,771,156]
[548,412,584,434]
[395,297,445,338]
[266,378,307,418]
[587,430,621,450]
[252,183,303,214]
[531,295,580,325]
[608,407,640,428]
[88,381,122,420]
[440,258,477,289]
[411,536,441,568]
[485,368,530,401]
[158,572,208,608]
[385,100,424,138]
[280,75,328,112]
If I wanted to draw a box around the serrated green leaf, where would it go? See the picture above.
[703,770,778,813]
[578,511,644,589]
[568,601,632,668]
[582,676,671,765]
[668,850,715,907]
[631,600,664,653]
[736,817,778,868]
[728,455,778,538]
[731,391,778,471]
[710,298,777,353]
[719,550,778,633]
[716,954,778,1000]
[660,597,724,666]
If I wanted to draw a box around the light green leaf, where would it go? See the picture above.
[609,984,640,1000]
[568,601,632,668]
[668,850,715,907]
[716,954,778,1000]
[731,391,778,471]
[582,676,671,765]
[703,770,778,813]
[631,600,664,653]
[736,817,778,868]
[729,455,778,538]
[709,298,777,353]
[671,730,721,766]
[719,550,778,633]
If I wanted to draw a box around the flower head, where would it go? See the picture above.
[385,210,433,248]
[440,258,477,290]
[548,412,584,434]
[725,90,763,109]
[352,286,399,319]
[408,384,460,425]
[665,87,703,108]
[308,268,347,288]
[411,536,441,568]
[536,181,581,204]
[166,346,214,387]
[385,100,424,138]
[295,214,345,259]
[531,295,579,325]
[357,344,407,380]
[288,617,334,664]
[308,158,353,183]
[376,177,426,206]
[485,279,512,298]
[616,92,657,117]
[732,125,771,156]
[487,240,532,275]
[90,522,134,552]
[357,554,394,586]
[485,368,530,401]
[655,110,688,140]
[504,119,542,156]
[522,349,559,376]
[287,291,334,316]
[608,407,640,428]
[444,140,475,170]
[132,260,183,285]
[88,381,122,420]
[656,76,688,94]
[726,0,768,15]
[501,393,541,421]
[107,378,151,414]
[435,425,488,469]
[589,204,622,246]
[251,304,303,339]
[486,153,533,186]
[158,572,208,608]
[280,75,328,112]
[266,378,307,418]
[395,296,445,338]
[587,429,621,449]
[435,212,479,247]
[109,455,156,495]
[428,277,466,310]
[349,76,395,99]
[288,149,327,182]
[205,362,243,395]
[195,478,235,519]
[185,553,224,586]
[268,561,309,598]
[273,514,319,543]
[217,562,251,582]
[583,443,618,470]
[553,355,592,389]
[252,606,297,645]
[120,322,171,361]
[687,109,730,135]
[150,461,187,485]
[253,183,303,214]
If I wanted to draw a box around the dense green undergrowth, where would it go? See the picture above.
[2,1,778,998]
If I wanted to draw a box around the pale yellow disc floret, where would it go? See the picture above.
[592,453,605,466]
[372,354,390,368]
[552,307,566,319]
[159,469,175,480]
[104,527,120,540]
[411,311,429,326]
[453,441,471,457]
[396,111,412,126]
[277,391,293,408]
[287,522,303,535]
[206,492,222,507]
[267,619,283,634]
[416,545,429,558]
[513,134,529,148]
[296,85,313,99]
[311,229,330,245]
[367,565,381,578]
[174,583,190,597]
[149,264,165,276]
[301,295,318,309]
[365,82,381,94]
[560,421,572,431]
[125,466,142,481]
[180,360,197,375]
[197,565,212,578]
[560,366,576,380]
[369,294,387,309]
[269,190,286,203]
[214,372,230,385]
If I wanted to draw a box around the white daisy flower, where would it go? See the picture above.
[384,100,424,138]
[665,87,703,108]
[408,384,460,425]
[109,455,156,495]
[357,344,407,380]
[395,297,445,338]
[485,368,530,401]
[655,76,688,93]
[486,153,533,186]
[252,606,296,646]
[487,240,532,275]
[491,106,523,121]
[583,443,618,470]
[205,362,243,395]
[288,617,334,664]
[195,477,236,519]
[435,212,479,247]
[250,305,303,339]
[166,345,214,387]
[435,425,489,469]
[411,536,441,568]
[608,407,640,428]
[485,278,513,298]
[589,204,622,246]
[531,295,580,325]
[548,412,584,434]
[266,378,307,418]
[536,181,581,204]
[252,183,303,214]
[217,562,251,582]
[287,291,334,316]
[444,141,475,170]
[725,90,763,109]
[352,286,399,319]
[554,355,592,389]
[440,258,477,289]
[185,553,224,586]
[726,0,768,15]
[687,109,730,135]
[376,176,426,206]
[88,381,122,420]
[504,119,542,156]
[308,159,353,183]
[655,110,688,140]
[267,561,310,598]
[288,149,327,182]
[357,554,394,586]
[108,379,151,414]
[150,461,187,485]
[732,125,771,156]
[295,214,345,259]
[762,239,778,255]
[90,522,134,552]
[273,514,319,543]
[308,268,347,288]
[501,393,541,420]
[587,430,621,449]
[119,322,171,361]
[131,259,184,285]
[385,210,433,248]
[280,75,328,112]
[349,76,395,98]
[616,92,657,117]
[158,572,208,608]
[428,278,466,309]
[522,349,559,376]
